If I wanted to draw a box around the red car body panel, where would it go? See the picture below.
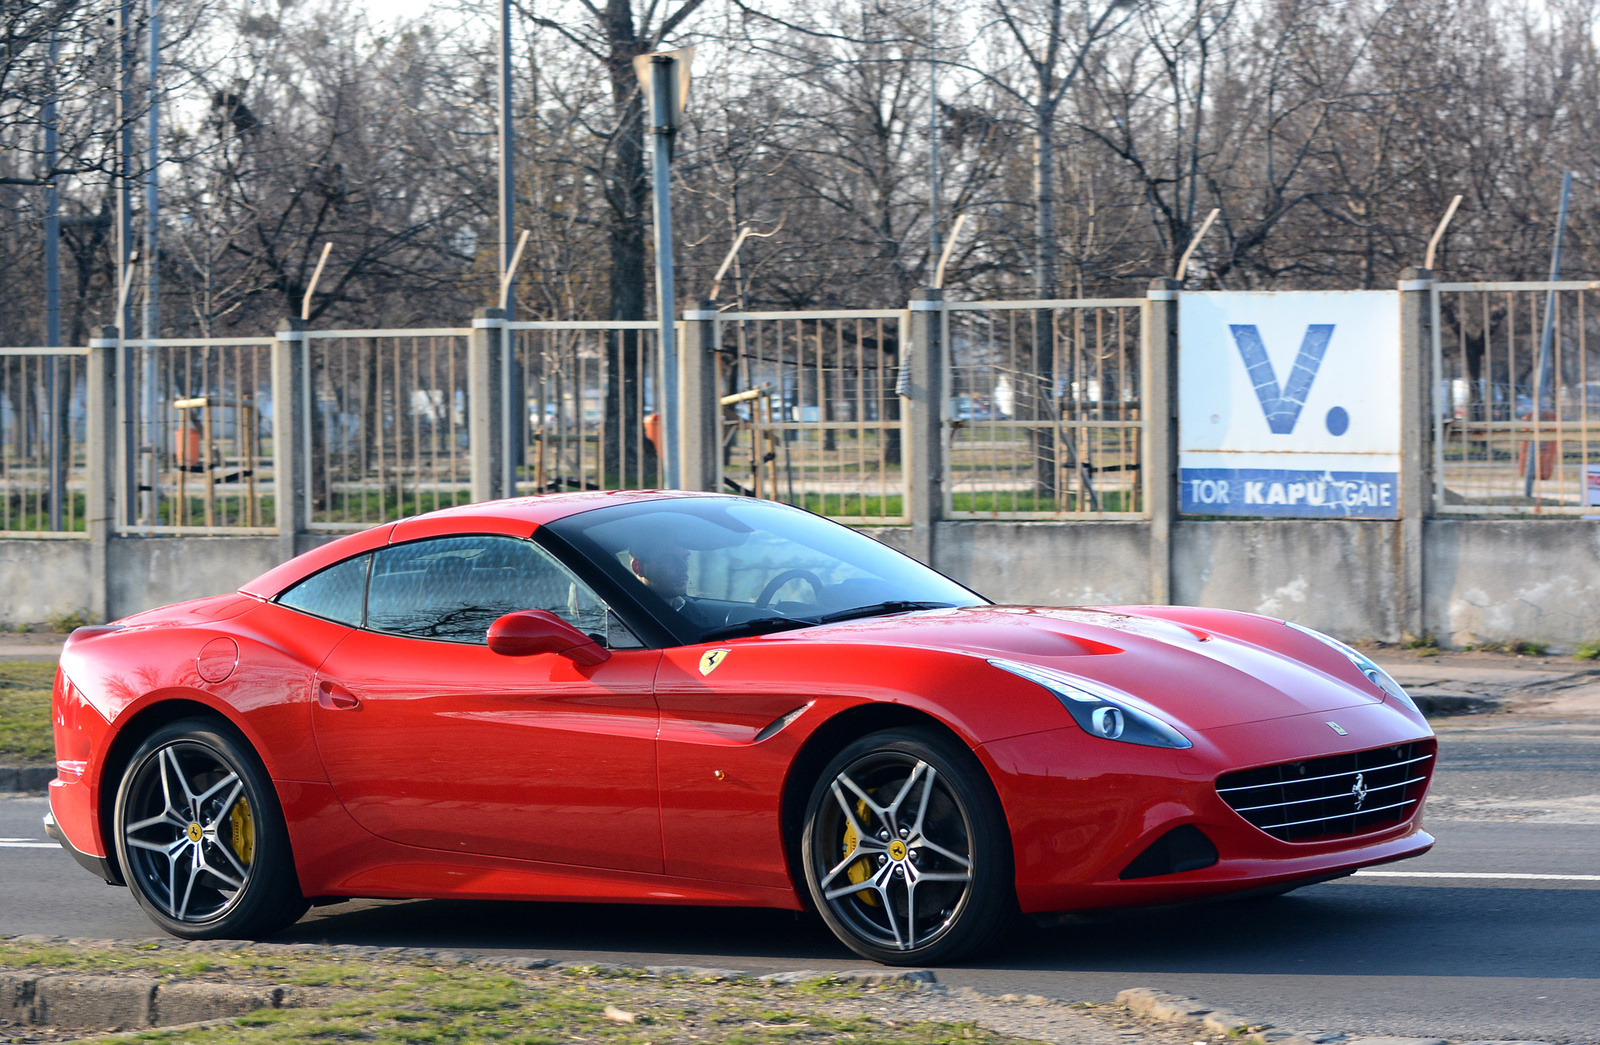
[51,491,1436,920]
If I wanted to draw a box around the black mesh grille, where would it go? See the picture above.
[1216,741,1435,842]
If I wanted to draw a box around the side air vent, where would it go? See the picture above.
[1217,741,1435,843]
[1119,825,1219,880]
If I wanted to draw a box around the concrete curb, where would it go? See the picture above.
[1116,988,1555,1045]
[0,971,300,1031]
[0,935,941,1032]
[0,765,53,793]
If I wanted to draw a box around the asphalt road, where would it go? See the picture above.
[5,717,1599,1042]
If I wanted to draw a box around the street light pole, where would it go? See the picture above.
[142,0,160,525]
[498,0,515,320]
[45,32,63,530]
[649,55,680,489]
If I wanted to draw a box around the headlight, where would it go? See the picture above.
[988,659,1192,749]
[1283,621,1419,712]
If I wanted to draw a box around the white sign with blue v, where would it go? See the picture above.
[1178,290,1400,518]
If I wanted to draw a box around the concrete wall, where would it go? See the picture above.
[104,537,282,620]
[872,517,1597,646]
[930,521,1153,606]
[0,540,92,626]
[1424,519,1600,647]
[1173,520,1403,641]
[8,517,1599,648]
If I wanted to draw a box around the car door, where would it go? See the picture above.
[311,534,664,873]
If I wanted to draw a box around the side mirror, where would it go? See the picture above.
[486,610,611,666]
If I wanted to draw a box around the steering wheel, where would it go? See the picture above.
[755,569,824,609]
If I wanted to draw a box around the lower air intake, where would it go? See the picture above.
[1216,740,1435,843]
[1119,825,1219,880]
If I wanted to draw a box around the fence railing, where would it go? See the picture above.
[943,298,1147,519]
[305,328,472,532]
[509,321,662,496]
[715,309,909,524]
[1433,281,1600,515]
[0,347,89,537]
[118,338,277,535]
[22,280,1600,542]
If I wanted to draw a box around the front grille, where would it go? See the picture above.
[1216,741,1435,842]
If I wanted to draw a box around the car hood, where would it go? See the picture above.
[774,605,1384,730]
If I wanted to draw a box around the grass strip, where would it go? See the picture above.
[0,660,56,762]
[0,939,1022,1045]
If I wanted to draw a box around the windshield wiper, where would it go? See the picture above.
[698,601,956,643]
[809,600,956,625]
[698,616,820,642]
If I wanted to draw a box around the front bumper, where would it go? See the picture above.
[979,702,1437,915]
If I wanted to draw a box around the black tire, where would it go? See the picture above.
[112,718,308,939]
[800,727,1015,965]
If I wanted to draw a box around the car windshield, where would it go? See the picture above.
[545,497,985,646]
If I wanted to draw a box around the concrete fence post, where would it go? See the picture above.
[469,308,509,502]
[86,327,119,622]
[906,288,944,565]
[680,300,721,492]
[1397,266,1434,642]
[272,318,308,564]
[1143,278,1181,605]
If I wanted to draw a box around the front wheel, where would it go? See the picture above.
[113,718,308,939]
[800,727,1015,964]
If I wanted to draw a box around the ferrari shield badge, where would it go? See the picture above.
[1326,721,1348,736]
[699,649,731,676]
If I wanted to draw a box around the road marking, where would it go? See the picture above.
[1356,870,1600,882]
[0,840,58,849]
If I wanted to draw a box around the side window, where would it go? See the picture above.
[365,535,635,646]
[277,553,370,626]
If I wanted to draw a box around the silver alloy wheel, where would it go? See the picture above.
[122,741,255,923]
[812,754,974,952]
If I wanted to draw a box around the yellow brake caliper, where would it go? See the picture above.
[228,797,255,867]
[841,798,878,906]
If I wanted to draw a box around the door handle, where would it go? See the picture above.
[317,680,361,711]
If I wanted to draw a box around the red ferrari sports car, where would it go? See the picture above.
[46,491,1435,964]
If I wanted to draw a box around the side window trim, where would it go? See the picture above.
[274,551,372,628]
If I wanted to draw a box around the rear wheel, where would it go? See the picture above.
[800,727,1014,965]
[113,719,308,939]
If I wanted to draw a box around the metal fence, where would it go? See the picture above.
[943,298,1147,519]
[0,348,89,536]
[1434,282,1600,514]
[715,310,909,524]
[118,338,277,534]
[509,321,662,495]
[306,329,473,531]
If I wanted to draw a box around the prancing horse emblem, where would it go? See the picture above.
[1350,772,1368,811]
[699,649,730,676]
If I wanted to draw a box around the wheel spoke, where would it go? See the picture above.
[162,748,199,811]
[910,869,970,883]
[175,850,200,919]
[829,780,878,845]
[909,766,938,838]
[904,879,919,950]
[913,836,971,869]
[836,772,888,821]
[126,835,185,855]
[883,761,928,825]
[823,859,891,901]
[127,812,178,833]
[818,847,872,893]
[196,772,240,809]
[211,836,251,882]
[198,846,245,891]
[878,878,905,950]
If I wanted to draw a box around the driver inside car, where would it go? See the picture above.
[629,536,695,613]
